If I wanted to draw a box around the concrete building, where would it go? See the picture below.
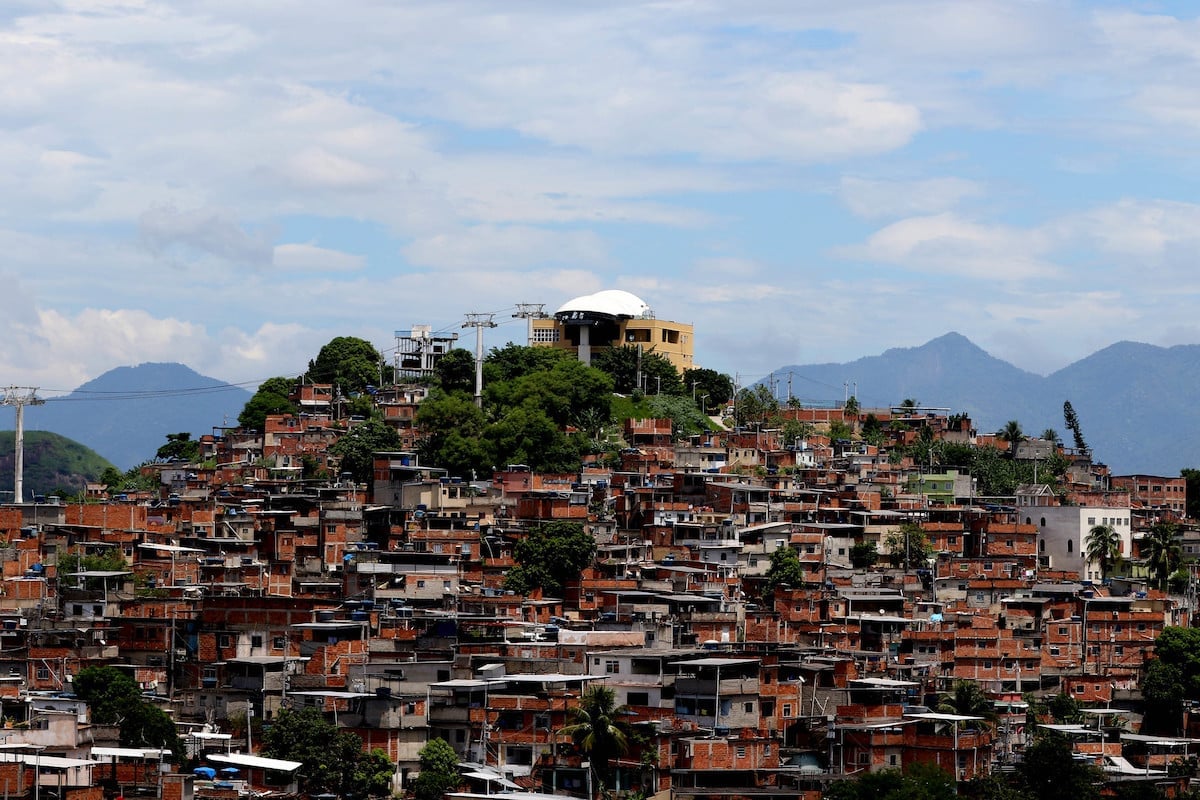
[530,290,694,373]
[1028,505,1132,581]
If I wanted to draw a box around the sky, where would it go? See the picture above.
[4,1,1200,404]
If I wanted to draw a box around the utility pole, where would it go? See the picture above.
[462,314,497,408]
[2,388,44,504]
[512,303,548,346]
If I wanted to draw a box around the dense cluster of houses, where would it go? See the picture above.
[0,376,1193,800]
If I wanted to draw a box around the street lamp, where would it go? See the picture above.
[700,394,709,414]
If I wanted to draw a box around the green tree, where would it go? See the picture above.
[415,389,490,475]
[849,541,878,569]
[1018,731,1100,800]
[682,368,734,410]
[308,336,385,393]
[413,737,460,800]
[1182,468,1200,520]
[433,348,476,394]
[860,414,884,446]
[560,685,631,799]
[1041,428,1061,445]
[899,398,919,412]
[825,763,956,800]
[1142,658,1185,736]
[646,394,711,440]
[828,420,853,441]
[494,358,613,430]
[73,666,184,762]
[484,343,573,383]
[733,384,779,428]
[590,345,641,393]
[505,521,597,597]
[238,376,298,430]
[488,406,582,474]
[1063,400,1089,455]
[643,352,683,395]
[1144,522,1183,592]
[998,420,1024,458]
[155,432,200,463]
[1046,691,1083,724]
[763,546,807,597]
[58,548,128,589]
[884,522,934,569]
[260,706,394,797]
[844,396,860,419]
[1084,523,1122,580]
[329,417,402,482]
[937,680,994,722]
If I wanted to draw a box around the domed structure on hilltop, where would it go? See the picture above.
[554,290,653,321]
[529,289,693,372]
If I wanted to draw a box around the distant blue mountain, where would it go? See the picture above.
[26,363,252,470]
[767,332,1198,476]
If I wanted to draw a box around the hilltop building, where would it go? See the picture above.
[530,289,694,372]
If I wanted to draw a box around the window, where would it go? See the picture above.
[416,580,425,588]
[736,747,746,759]
[36,665,49,681]
[1088,517,1096,526]
[1074,684,1084,694]
[605,660,619,674]
[782,703,792,717]
[251,635,263,649]
[218,634,232,648]
[744,702,754,713]
[627,692,649,706]
[1067,540,1073,553]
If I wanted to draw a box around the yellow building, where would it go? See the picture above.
[530,290,694,372]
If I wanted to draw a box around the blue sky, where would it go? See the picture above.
[4,1,1200,404]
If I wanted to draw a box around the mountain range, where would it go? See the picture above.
[26,363,252,470]
[766,332,1199,476]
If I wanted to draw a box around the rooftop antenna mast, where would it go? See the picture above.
[463,314,497,408]
[2,387,44,503]
[513,304,548,346]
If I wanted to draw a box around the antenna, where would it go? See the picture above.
[463,314,497,407]
[512,304,548,346]
[2,387,44,503]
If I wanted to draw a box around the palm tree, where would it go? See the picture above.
[560,685,631,798]
[937,679,994,721]
[1085,524,1122,581]
[1143,522,1182,592]
[1041,428,1061,446]
[998,420,1024,458]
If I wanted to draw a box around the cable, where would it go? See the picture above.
[36,377,283,404]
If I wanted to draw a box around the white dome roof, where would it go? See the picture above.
[555,290,651,319]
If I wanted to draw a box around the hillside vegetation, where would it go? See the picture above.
[0,431,114,498]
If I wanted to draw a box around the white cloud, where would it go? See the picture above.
[402,225,608,270]
[838,176,983,219]
[834,213,1054,280]
[273,243,365,273]
[139,204,274,266]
